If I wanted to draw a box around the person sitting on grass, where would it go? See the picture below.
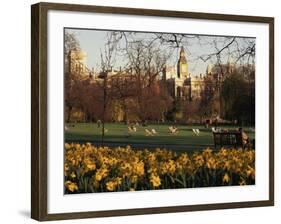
[169,126,178,134]
[128,125,137,133]
[128,126,134,133]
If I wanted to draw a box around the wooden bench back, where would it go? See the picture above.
[213,132,243,149]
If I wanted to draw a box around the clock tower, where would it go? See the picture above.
[177,46,188,79]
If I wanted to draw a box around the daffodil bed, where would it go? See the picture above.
[64,143,255,193]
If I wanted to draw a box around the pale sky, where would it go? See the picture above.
[65,28,255,75]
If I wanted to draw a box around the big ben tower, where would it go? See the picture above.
[177,46,188,79]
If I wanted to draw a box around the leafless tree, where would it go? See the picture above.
[64,32,82,122]
[120,37,172,122]
[98,33,118,144]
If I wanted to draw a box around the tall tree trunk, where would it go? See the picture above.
[101,77,107,146]
[122,100,128,124]
[67,106,72,123]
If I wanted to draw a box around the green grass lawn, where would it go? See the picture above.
[65,123,255,152]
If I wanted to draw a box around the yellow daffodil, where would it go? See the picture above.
[64,143,255,193]
[207,157,216,169]
[82,157,96,171]
[106,181,116,191]
[65,181,78,192]
[150,173,161,187]
[223,173,230,183]
[70,172,76,179]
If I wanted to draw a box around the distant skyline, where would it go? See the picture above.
[65,28,255,75]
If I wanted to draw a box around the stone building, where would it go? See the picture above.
[162,47,207,101]
[67,48,240,103]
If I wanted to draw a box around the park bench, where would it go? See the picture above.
[212,131,245,149]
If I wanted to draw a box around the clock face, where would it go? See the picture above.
[181,64,187,73]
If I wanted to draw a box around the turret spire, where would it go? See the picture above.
[177,46,188,78]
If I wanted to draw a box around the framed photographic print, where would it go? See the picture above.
[31,2,274,221]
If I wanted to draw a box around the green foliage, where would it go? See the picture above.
[221,72,255,125]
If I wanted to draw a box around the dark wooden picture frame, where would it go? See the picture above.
[31,2,274,221]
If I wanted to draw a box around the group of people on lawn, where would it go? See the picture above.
[95,119,250,143]
[67,119,250,145]
[128,123,177,136]
[128,122,250,144]
[65,120,251,148]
